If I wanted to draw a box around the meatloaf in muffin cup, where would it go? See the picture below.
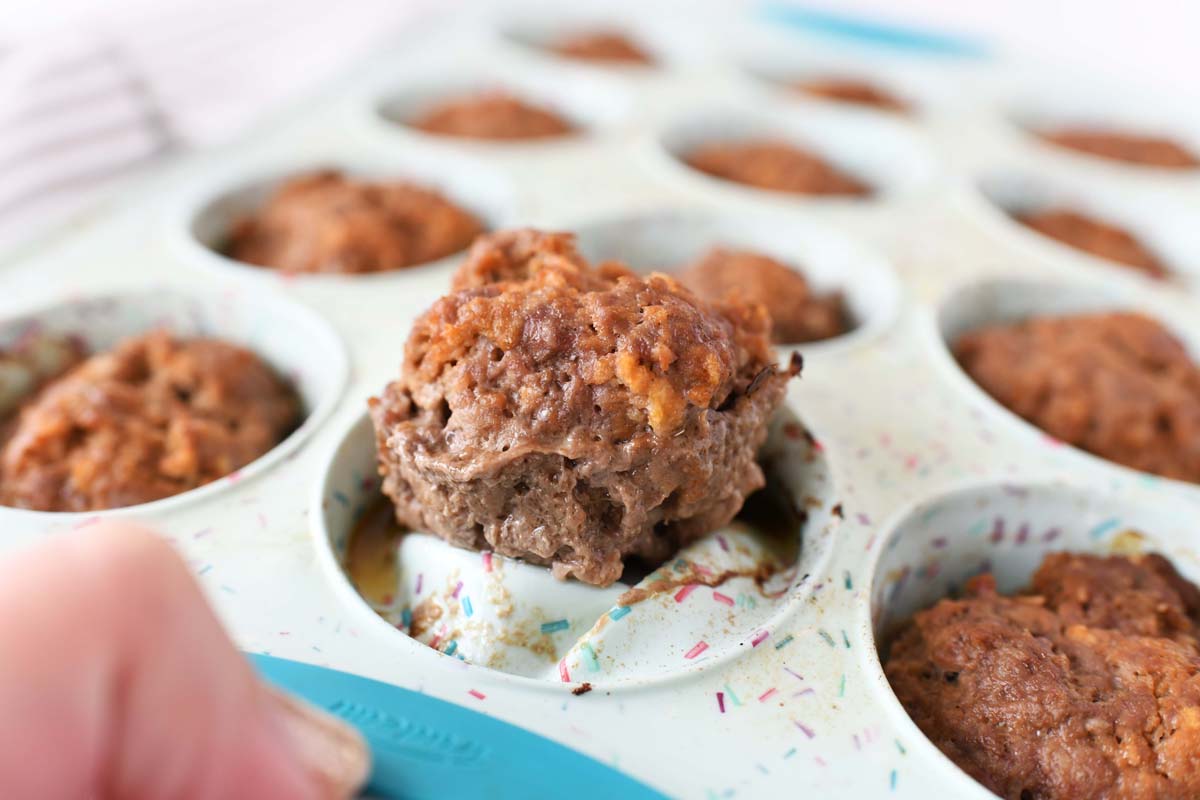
[369,229,799,586]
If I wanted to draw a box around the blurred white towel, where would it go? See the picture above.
[0,0,432,254]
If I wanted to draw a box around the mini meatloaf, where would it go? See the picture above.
[886,552,1200,800]
[793,77,908,113]
[369,228,797,586]
[225,170,484,274]
[549,31,653,65]
[683,139,871,197]
[0,331,300,511]
[954,312,1200,484]
[676,247,850,344]
[1034,128,1200,169]
[1013,208,1168,279]
[409,92,575,140]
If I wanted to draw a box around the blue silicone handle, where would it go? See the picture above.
[758,2,988,58]
[250,654,665,800]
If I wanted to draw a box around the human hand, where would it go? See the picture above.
[0,521,369,798]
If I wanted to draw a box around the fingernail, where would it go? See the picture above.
[267,685,371,798]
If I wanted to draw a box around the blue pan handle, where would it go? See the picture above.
[250,654,665,800]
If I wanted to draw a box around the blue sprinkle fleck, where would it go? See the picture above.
[400,608,413,628]
[540,619,570,634]
[1089,517,1121,540]
[774,634,795,650]
[890,769,897,790]
[445,640,458,656]
[609,606,631,621]
[332,491,350,508]
[462,597,474,617]
[581,642,601,672]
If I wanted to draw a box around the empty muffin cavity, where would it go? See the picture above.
[657,106,936,202]
[932,276,1200,489]
[376,68,629,143]
[863,480,1200,800]
[569,209,901,350]
[971,171,1200,285]
[0,289,346,516]
[178,159,513,279]
[313,406,835,685]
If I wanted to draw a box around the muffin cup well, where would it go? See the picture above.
[961,167,1200,289]
[312,407,837,687]
[928,275,1200,494]
[568,208,902,354]
[0,287,347,519]
[1002,79,1200,180]
[172,154,517,283]
[370,64,633,148]
[857,479,1200,799]
[495,6,711,74]
[652,103,938,205]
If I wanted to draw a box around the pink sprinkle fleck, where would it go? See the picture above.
[192,527,212,540]
[452,581,464,599]
[758,688,777,702]
[751,630,770,647]
[716,534,729,552]
[674,584,698,603]
[72,516,102,530]
[713,591,734,607]
[853,733,861,750]
[684,641,709,659]
[693,563,713,576]
[482,552,494,572]
[716,691,726,713]
[468,689,485,700]
[257,512,268,529]
[558,660,570,683]
[415,574,424,595]
[225,469,243,484]
[794,721,815,738]
[814,756,827,767]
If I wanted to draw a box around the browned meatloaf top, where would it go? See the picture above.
[683,138,871,197]
[1013,208,1168,279]
[549,31,653,65]
[0,331,300,511]
[409,92,575,140]
[793,77,909,113]
[676,247,850,344]
[225,170,484,274]
[370,229,795,585]
[886,552,1200,800]
[1034,128,1200,169]
[954,312,1200,484]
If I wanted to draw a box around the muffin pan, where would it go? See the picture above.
[4,4,1200,798]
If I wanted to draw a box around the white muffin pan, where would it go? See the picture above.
[4,2,1200,797]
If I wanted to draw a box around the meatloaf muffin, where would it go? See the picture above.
[549,31,653,65]
[676,247,850,344]
[1034,128,1200,169]
[0,330,300,511]
[682,139,871,197]
[1012,208,1168,279]
[409,92,575,140]
[226,170,484,274]
[370,228,798,586]
[954,312,1200,483]
[886,552,1200,800]
[793,77,908,113]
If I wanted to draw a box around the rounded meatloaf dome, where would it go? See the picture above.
[370,228,798,586]
[0,330,300,511]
